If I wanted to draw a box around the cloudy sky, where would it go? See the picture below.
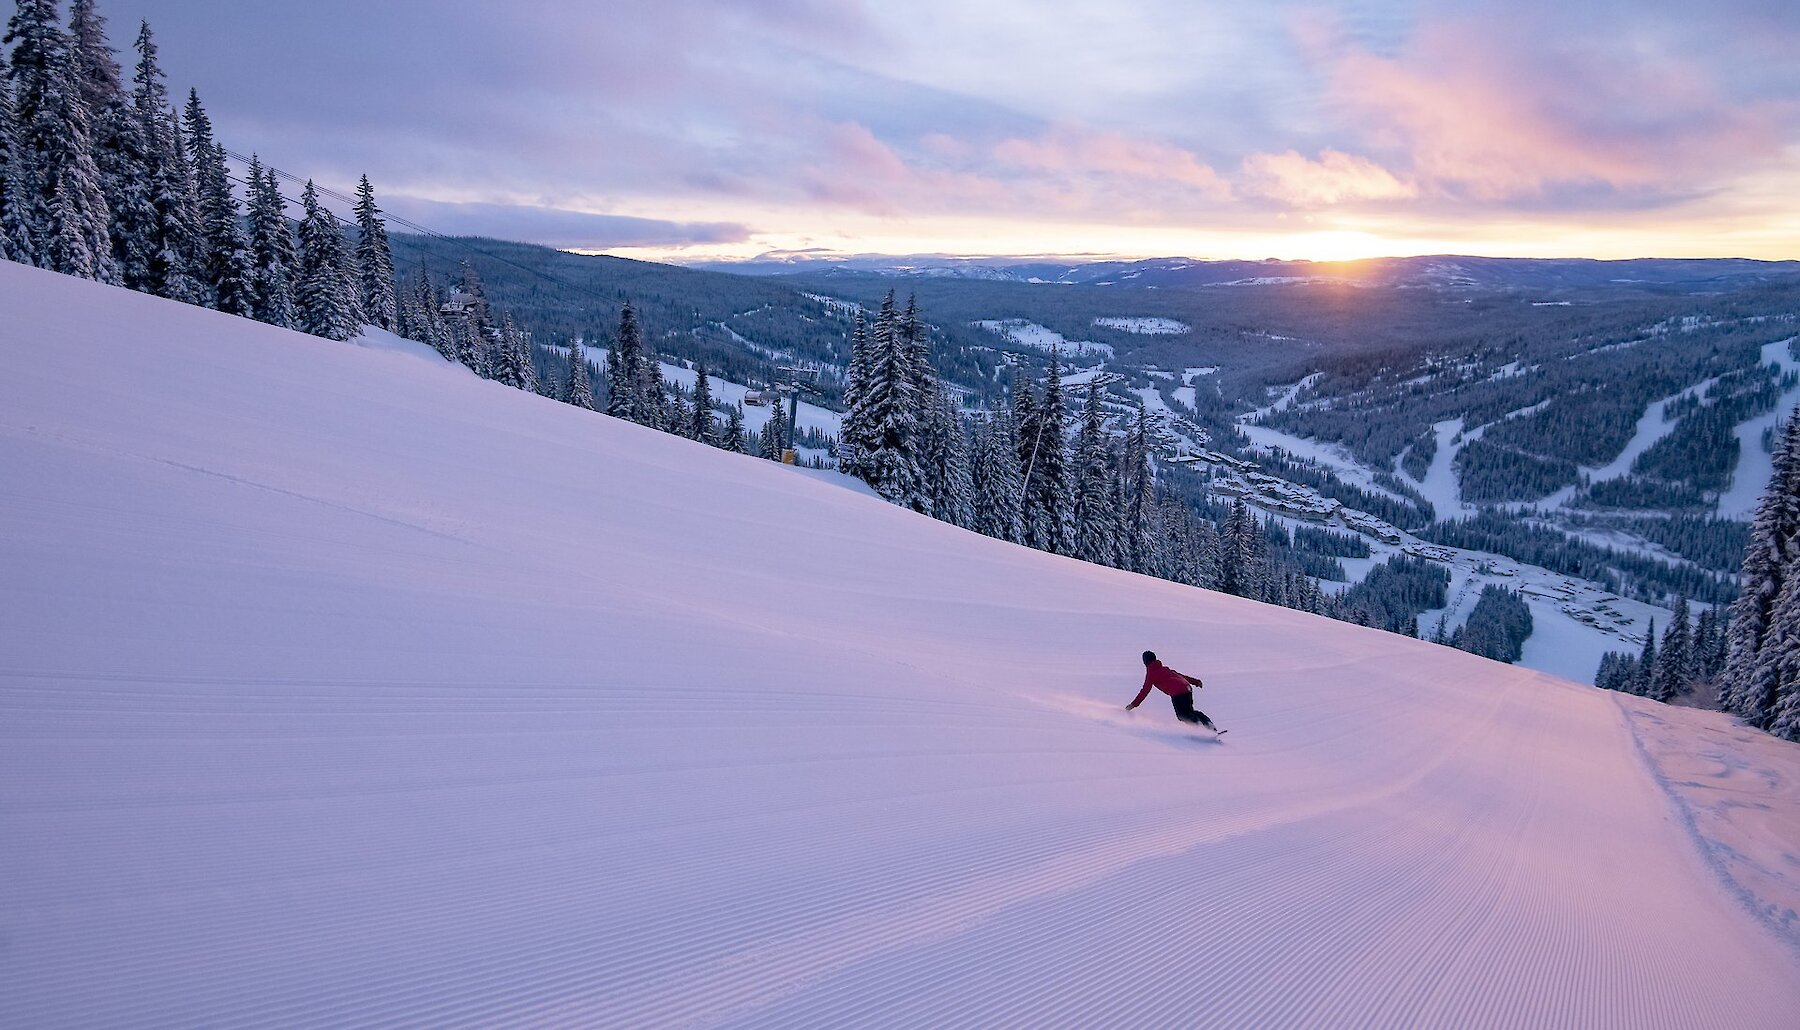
[92,0,1800,262]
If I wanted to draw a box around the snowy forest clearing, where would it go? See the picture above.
[3,263,1798,1027]
[973,318,1116,357]
[1093,316,1190,334]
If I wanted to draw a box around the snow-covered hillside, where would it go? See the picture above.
[3,261,1797,1027]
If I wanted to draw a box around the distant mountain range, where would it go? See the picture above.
[695,254,1800,295]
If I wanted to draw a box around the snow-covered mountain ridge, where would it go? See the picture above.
[2,260,1796,1027]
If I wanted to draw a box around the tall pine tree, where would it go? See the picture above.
[129,21,201,303]
[1071,380,1115,564]
[6,0,115,281]
[605,304,646,423]
[352,174,396,330]
[1031,351,1074,555]
[181,90,252,314]
[722,404,747,454]
[759,402,788,461]
[860,290,927,510]
[244,158,296,327]
[294,179,357,340]
[839,309,874,477]
[562,341,595,410]
[970,410,1026,544]
[69,0,152,291]
[690,365,716,444]
[0,56,30,261]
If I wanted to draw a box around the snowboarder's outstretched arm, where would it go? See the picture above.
[1126,672,1153,710]
[1183,674,1203,689]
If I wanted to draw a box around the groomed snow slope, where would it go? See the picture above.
[2,261,1796,1028]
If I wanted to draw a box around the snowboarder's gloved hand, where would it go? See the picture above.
[1125,702,1138,711]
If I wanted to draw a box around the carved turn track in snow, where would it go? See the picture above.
[2,263,1796,1027]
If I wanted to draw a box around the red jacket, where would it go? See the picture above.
[1129,660,1200,708]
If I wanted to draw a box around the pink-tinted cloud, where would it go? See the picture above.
[795,121,1011,215]
[1316,15,1793,202]
[991,125,1231,197]
[1241,149,1415,205]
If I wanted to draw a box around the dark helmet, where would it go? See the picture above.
[1142,650,1157,665]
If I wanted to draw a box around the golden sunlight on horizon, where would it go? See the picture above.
[585,216,1800,266]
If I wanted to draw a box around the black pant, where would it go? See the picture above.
[1172,690,1215,729]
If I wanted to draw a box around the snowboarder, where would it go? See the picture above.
[1126,651,1223,734]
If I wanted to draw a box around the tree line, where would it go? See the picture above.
[2,0,402,344]
[1593,412,1800,741]
[1594,596,1728,703]
[1712,415,1800,739]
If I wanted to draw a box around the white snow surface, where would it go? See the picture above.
[4,261,1799,1028]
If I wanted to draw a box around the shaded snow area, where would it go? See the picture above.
[1619,700,1800,950]
[4,261,1798,1027]
[973,318,1115,358]
[1093,316,1189,335]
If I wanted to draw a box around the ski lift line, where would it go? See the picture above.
[219,148,631,316]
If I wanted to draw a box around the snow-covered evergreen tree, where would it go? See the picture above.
[1031,351,1074,555]
[6,0,115,281]
[128,22,201,303]
[1071,381,1115,564]
[1594,651,1636,694]
[1649,598,1691,702]
[0,57,33,262]
[1011,366,1049,549]
[494,312,533,392]
[1220,502,1267,600]
[1632,621,1657,697]
[839,309,874,477]
[1123,404,1158,572]
[352,174,396,330]
[640,344,668,431]
[760,403,788,461]
[859,290,928,510]
[1747,571,1800,739]
[605,304,646,422]
[244,159,295,327]
[690,365,716,444]
[970,410,1025,544]
[722,404,747,454]
[44,175,91,276]
[180,91,251,314]
[404,267,456,361]
[923,391,974,529]
[69,0,152,291]
[294,179,358,340]
[66,1,117,124]
[1189,509,1222,589]
[562,341,595,410]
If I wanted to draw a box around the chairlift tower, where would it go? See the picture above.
[774,363,822,458]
